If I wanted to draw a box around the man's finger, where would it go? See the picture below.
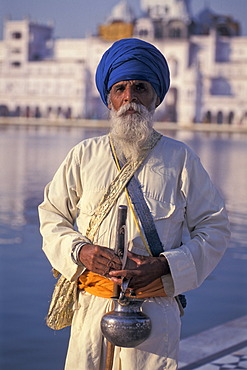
[109,269,140,279]
[127,251,148,264]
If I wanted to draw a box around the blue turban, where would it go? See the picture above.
[95,38,170,107]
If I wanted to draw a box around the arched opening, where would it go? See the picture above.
[34,106,41,118]
[47,106,52,118]
[228,111,234,125]
[0,105,9,117]
[65,107,72,119]
[25,106,31,118]
[57,106,63,118]
[204,111,212,124]
[14,106,21,117]
[217,111,223,124]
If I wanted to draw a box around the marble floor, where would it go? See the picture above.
[195,346,247,369]
[178,316,247,369]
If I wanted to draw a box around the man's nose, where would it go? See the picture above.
[123,86,137,103]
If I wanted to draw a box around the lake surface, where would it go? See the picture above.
[0,125,246,370]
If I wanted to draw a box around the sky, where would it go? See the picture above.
[0,0,247,40]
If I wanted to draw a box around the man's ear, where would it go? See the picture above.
[107,94,112,109]
[155,96,160,107]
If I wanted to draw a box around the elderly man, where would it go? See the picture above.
[39,38,230,370]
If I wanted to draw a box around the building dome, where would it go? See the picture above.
[106,0,135,24]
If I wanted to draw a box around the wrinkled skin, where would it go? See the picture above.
[79,244,170,290]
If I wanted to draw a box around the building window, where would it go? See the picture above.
[33,54,41,61]
[169,28,182,38]
[217,25,230,37]
[139,29,148,37]
[210,78,232,96]
[12,32,22,39]
[11,61,21,67]
[11,48,21,54]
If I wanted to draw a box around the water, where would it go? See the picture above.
[0,125,246,370]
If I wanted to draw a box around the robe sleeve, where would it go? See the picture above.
[162,151,231,296]
[38,146,89,281]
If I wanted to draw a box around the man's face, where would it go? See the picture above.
[108,80,160,113]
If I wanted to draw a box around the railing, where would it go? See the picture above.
[0,116,247,133]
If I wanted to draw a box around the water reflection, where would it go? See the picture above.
[0,125,246,370]
[168,129,247,252]
[0,125,107,227]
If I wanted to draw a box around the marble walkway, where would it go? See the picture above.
[178,315,247,369]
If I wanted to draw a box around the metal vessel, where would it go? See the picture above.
[101,297,151,347]
[101,205,151,348]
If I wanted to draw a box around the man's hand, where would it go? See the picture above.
[109,251,170,290]
[79,244,122,277]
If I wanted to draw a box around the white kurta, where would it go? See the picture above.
[38,133,230,369]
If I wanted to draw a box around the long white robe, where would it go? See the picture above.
[38,133,230,369]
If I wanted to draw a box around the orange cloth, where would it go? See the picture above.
[78,270,167,299]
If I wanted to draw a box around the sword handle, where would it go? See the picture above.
[112,205,127,298]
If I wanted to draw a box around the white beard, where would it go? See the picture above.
[110,102,155,162]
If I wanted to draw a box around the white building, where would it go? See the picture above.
[0,18,92,119]
[0,0,246,125]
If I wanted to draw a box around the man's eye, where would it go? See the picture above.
[135,84,146,91]
[115,86,124,92]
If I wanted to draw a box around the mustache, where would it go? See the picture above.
[115,103,147,116]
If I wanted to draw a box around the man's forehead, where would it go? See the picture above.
[111,80,152,87]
